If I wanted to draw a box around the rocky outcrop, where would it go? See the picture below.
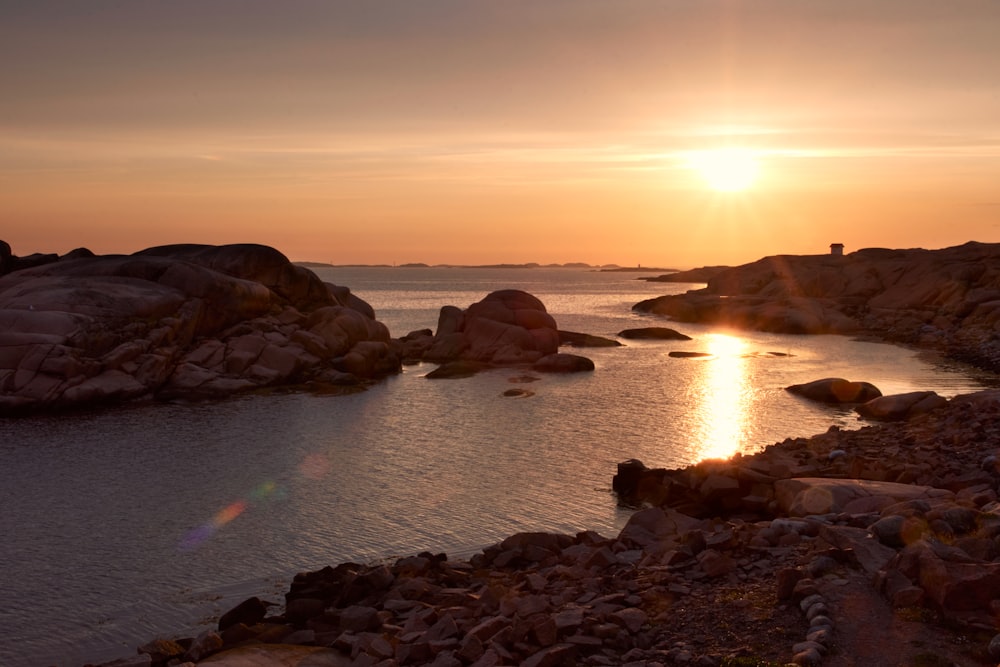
[403,290,596,375]
[0,243,400,414]
[612,389,1000,662]
[0,241,95,276]
[95,390,1000,667]
[634,242,1000,370]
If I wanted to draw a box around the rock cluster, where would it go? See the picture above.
[0,243,399,414]
[395,290,596,376]
[98,512,813,667]
[616,389,1000,665]
[633,242,1000,371]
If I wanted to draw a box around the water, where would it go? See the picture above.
[1,267,996,667]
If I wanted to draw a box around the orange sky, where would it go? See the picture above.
[3,1,1000,268]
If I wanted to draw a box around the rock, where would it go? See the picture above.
[0,239,11,275]
[633,242,1000,369]
[404,290,613,375]
[617,327,691,340]
[532,353,595,373]
[0,244,399,413]
[786,378,882,404]
[219,597,271,631]
[855,391,949,421]
[668,351,712,358]
[774,478,939,516]
[198,645,352,666]
[185,630,224,661]
[558,330,622,347]
[616,507,701,551]
[137,638,185,661]
[417,290,560,366]
[426,360,489,379]
[92,655,152,667]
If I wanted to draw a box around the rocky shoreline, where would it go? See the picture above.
[80,389,1000,667]
[634,242,1000,373]
[7,240,1000,665]
[0,243,599,415]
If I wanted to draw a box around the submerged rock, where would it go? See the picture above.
[618,326,691,340]
[558,330,622,347]
[532,352,595,373]
[786,377,882,404]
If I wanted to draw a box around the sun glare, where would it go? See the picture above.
[687,147,760,192]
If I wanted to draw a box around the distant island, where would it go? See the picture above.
[296,261,681,272]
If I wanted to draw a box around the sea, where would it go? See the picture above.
[1,266,997,667]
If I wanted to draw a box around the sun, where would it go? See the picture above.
[687,147,760,192]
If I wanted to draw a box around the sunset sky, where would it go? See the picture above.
[3,1,1000,267]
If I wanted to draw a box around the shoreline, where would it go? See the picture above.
[84,388,1000,667]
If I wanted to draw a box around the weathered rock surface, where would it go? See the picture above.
[404,290,597,375]
[786,377,883,404]
[531,352,595,373]
[634,242,1000,371]
[0,243,400,413]
[613,388,1000,665]
[854,390,948,421]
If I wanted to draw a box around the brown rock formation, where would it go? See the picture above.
[414,289,596,374]
[0,243,399,414]
[634,242,1000,370]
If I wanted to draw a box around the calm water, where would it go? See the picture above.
[1,267,996,667]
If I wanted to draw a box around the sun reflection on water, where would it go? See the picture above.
[693,333,752,461]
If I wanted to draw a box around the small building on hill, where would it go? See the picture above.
[830,243,844,256]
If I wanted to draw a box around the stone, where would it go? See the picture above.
[617,327,692,340]
[775,478,938,517]
[558,330,622,347]
[616,507,702,551]
[185,631,224,661]
[610,607,648,633]
[218,597,270,631]
[855,391,949,421]
[532,353,595,373]
[197,645,353,665]
[785,377,882,404]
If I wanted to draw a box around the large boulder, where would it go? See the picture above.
[786,377,882,404]
[0,244,399,413]
[855,391,949,421]
[532,353,595,373]
[420,290,589,372]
